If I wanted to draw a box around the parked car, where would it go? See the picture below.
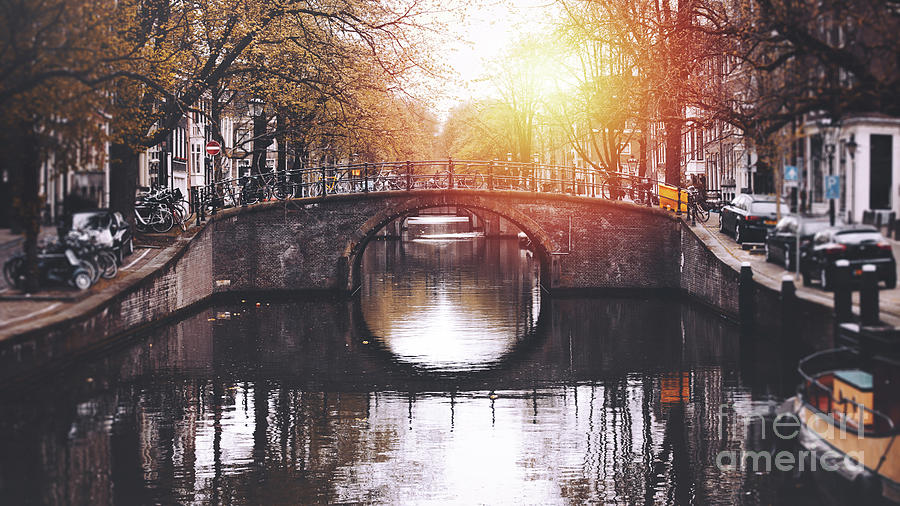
[719,194,790,244]
[765,216,840,270]
[68,209,133,263]
[801,225,896,290]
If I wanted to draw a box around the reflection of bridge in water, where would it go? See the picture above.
[0,295,780,504]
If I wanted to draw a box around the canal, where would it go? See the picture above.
[0,217,845,504]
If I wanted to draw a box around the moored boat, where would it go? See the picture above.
[786,327,900,502]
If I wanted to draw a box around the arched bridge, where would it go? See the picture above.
[200,161,687,293]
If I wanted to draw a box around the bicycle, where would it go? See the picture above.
[240,170,294,204]
[134,201,174,233]
[306,168,353,197]
[687,187,710,222]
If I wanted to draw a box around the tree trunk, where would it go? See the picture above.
[663,104,683,186]
[638,117,649,178]
[109,142,140,226]
[16,122,42,292]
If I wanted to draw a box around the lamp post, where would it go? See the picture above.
[826,143,836,225]
[249,97,265,175]
[846,135,858,223]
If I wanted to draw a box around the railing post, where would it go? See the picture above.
[531,162,537,192]
[676,187,683,217]
[833,259,853,324]
[739,262,755,329]
[448,157,454,189]
[488,160,494,191]
[860,264,880,326]
[781,274,797,337]
[321,165,327,196]
[364,163,369,193]
[406,161,412,191]
[646,178,652,208]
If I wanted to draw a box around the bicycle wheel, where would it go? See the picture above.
[152,207,174,233]
[332,179,352,194]
[4,256,24,289]
[97,250,118,279]
[272,180,293,200]
[458,173,485,189]
[241,182,263,205]
[134,209,149,232]
[695,205,710,222]
[80,259,99,285]
[177,200,193,223]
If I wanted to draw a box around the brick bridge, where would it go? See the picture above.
[207,189,683,294]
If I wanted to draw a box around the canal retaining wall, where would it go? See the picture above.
[679,221,836,346]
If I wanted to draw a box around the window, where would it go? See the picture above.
[191,143,202,174]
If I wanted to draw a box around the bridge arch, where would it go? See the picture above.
[341,193,558,292]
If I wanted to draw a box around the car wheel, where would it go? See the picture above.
[887,275,897,290]
[735,225,743,244]
[124,237,133,257]
[820,268,830,291]
[764,243,772,262]
[719,215,725,233]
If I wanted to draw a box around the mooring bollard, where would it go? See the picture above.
[860,263,880,326]
[739,262,754,328]
[781,274,797,336]
[833,259,852,324]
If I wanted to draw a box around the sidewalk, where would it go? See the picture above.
[692,217,900,327]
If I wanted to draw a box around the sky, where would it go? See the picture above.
[421,0,561,120]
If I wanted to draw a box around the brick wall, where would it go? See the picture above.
[209,191,684,292]
[1,191,840,385]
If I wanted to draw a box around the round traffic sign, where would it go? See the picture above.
[205,140,221,156]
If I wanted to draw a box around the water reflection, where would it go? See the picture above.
[360,237,540,372]
[0,232,827,504]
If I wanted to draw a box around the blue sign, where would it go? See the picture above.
[826,175,841,200]
[784,165,798,182]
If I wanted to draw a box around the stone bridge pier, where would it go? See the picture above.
[209,189,683,294]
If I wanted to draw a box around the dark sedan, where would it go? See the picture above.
[765,216,839,270]
[801,225,896,290]
[719,194,790,244]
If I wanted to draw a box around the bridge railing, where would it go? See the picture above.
[195,160,702,222]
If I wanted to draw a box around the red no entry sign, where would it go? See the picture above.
[205,140,221,156]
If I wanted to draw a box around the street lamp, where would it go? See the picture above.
[846,135,858,223]
[248,97,265,118]
[825,143,836,226]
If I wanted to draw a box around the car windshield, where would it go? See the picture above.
[72,213,108,230]
[799,221,834,235]
[835,231,884,244]
[749,202,789,215]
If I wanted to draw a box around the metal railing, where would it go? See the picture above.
[194,159,700,221]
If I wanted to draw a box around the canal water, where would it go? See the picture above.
[0,219,845,504]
